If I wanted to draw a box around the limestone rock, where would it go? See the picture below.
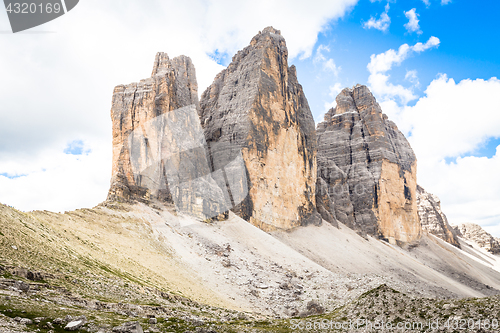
[64,316,87,331]
[108,52,198,203]
[316,85,421,243]
[107,53,228,220]
[453,223,500,254]
[315,175,339,227]
[199,27,320,230]
[416,185,460,248]
[112,321,143,333]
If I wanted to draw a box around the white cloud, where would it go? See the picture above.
[422,0,431,6]
[422,151,500,233]
[363,4,391,32]
[314,44,330,62]
[379,76,500,235]
[367,37,439,104]
[317,83,343,124]
[369,73,417,105]
[314,45,341,77]
[0,0,359,212]
[404,8,421,34]
[324,59,340,75]
[441,0,452,5]
[0,137,111,212]
[405,76,500,162]
[413,36,440,52]
[326,83,343,107]
[365,40,500,236]
[405,69,419,86]
[329,83,344,98]
[367,43,412,74]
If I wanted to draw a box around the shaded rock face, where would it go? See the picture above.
[200,27,320,230]
[316,85,421,243]
[416,185,460,248]
[107,53,229,220]
[453,223,500,254]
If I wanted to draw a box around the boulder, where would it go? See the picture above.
[112,321,144,333]
[64,316,87,331]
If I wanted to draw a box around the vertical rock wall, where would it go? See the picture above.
[416,185,460,247]
[200,27,320,230]
[107,53,228,220]
[316,85,421,243]
[108,53,199,203]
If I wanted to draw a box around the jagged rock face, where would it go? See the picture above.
[416,185,460,248]
[316,85,421,243]
[199,27,320,230]
[453,223,500,254]
[107,53,228,220]
[108,53,198,202]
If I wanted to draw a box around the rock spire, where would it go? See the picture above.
[316,85,421,243]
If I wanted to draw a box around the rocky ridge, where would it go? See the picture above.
[316,85,421,244]
[453,223,500,254]
[416,185,461,248]
[199,27,320,230]
[105,27,425,242]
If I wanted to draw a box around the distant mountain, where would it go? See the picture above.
[417,185,461,248]
[453,222,500,254]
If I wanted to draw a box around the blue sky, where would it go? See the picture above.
[294,0,500,120]
[1,0,499,235]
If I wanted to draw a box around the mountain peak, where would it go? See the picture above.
[316,84,421,243]
[200,27,319,230]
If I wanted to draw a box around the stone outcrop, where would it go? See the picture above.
[453,223,500,254]
[199,27,320,230]
[316,85,421,243]
[416,185,460,248]
[108,52,198,203]
[107,53,228,220]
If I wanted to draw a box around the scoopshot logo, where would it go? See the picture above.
[3,0,79,33]
[128,105,249,220]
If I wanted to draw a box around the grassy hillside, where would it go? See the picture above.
[2,202,500,332]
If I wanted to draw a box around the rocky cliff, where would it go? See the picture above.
[316,85,421,243]
[453,223,500,254]
[416,185,460,247]
[199,27,320,230]
[107,53,228,220]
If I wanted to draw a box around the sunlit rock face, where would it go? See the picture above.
[107,53,230,220]
[417,185,461,248]
[316,85,422,244]
[199,27,320,231]
[454,223,500,254]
